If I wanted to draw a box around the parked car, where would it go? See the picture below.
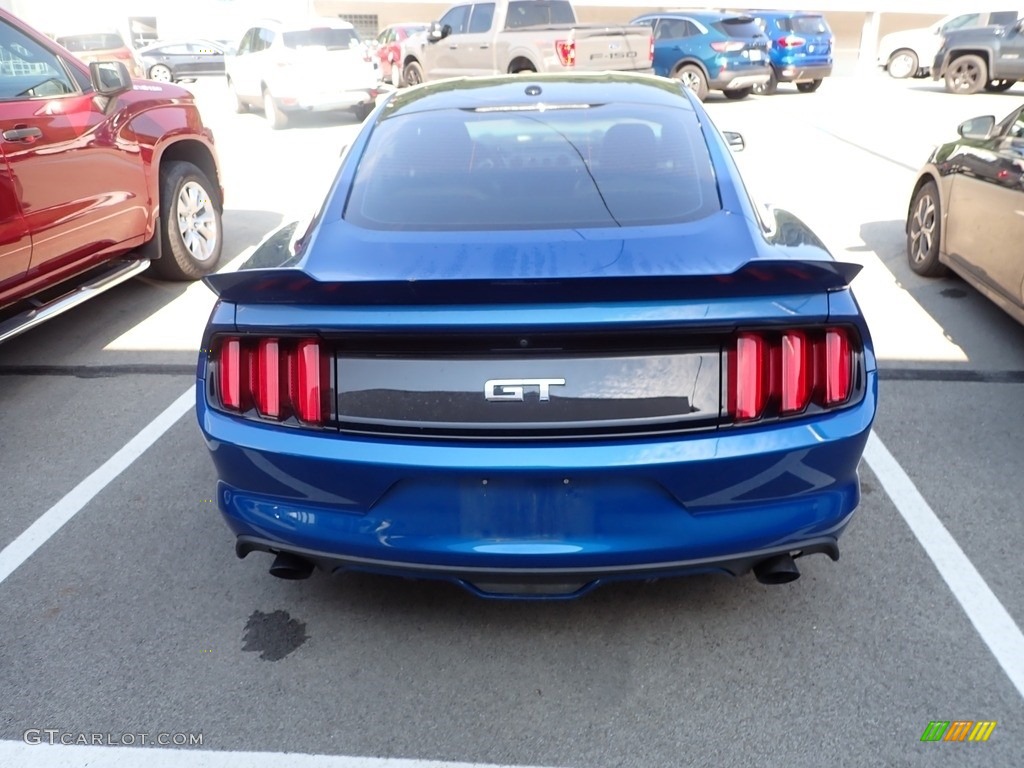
[630,11,771,101]
[197,72,876,599]
[226,18,378,129]
[374,22,427,86]
[746,10,833,94]
[933,18,1024,93]
[138,39,227,82]
[0,8,223,344]
[906,105,1024,326]
[401,0,653,87]
[53,29,144,78]
[877,10,1023,79]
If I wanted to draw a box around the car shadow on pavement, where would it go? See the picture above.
[0,208,283,370]
[855,219,1024,366]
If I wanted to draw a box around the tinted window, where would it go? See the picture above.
[345,104,720,231]
[255,28,276,51]
[940,14,981,33]
[439,6,471,36]
[505,1,576,29]
[777,16,829,35]
[656,19,697,40]
[990,11,1020,25]
[469,4,496,34]
[56,33,126,51]
[712,17,764,39]
[156,44,190,55]
[283,28,359,49]
[237,28,256,55]
[0,21,77,100]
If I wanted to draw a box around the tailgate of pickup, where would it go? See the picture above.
[573,25,651,72]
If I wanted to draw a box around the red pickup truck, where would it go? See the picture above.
[0,8,223,343]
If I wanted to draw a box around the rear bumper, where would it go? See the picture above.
[774,63,832,82]
[710,66,771,90]
[198,371,876,593]
[275,89,377,112]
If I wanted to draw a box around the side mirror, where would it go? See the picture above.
[723,131,745,152]
[428,21,444,42]
[89,60,132,95]
[958,115,995,140]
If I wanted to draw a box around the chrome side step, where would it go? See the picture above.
[0,259,151,344]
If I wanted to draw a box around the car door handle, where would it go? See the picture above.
[2,126,42,142]
[449,44,458,49]
[480,44,490,49]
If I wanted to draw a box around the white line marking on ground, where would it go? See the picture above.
[0,742,560,768]
[0,387,195,586]
[864,431,1024,700]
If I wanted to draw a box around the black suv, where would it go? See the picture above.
[933,18,1024,93]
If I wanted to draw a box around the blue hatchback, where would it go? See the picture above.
[197,73,876,599]
[747,10,834,94]
[631,11,771,100]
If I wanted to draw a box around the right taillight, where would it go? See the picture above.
[728,327,857,423]
[214,336,331,427]
[555,39,576,67]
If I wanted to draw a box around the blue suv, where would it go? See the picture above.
[746,10,834,94]
[631,11,771,100]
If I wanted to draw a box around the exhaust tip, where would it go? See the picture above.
[753,554,800,585]
[269,551,314,580]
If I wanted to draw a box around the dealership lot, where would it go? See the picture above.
[1,73,1023,766]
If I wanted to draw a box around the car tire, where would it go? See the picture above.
[796,79,822,93]
[227,79,247,113]
[390,63,402,87]
[674,64,708,101]
[984,79,1015,92]
[752,69,778,95]
[148,63,173,82]
[263,88,288,130]
[723,87,752,100]
[886,49,918,79]
[151,161,222,281]
[906,181,947,278]
[403,60,424,87]
[945,54,987,94]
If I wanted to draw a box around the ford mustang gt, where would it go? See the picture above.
[197,72,877,599]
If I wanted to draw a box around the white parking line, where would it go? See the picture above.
[0,742,559,768]
[0,387,195,586]
[863,432,1024,700]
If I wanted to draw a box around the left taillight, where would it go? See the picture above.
[555,39,576,67]
[213,336,331,427]
[727,326,858,424]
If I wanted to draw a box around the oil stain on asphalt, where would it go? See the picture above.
[243,610,309,661]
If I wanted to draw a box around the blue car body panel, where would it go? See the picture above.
[197,74,876,598]
[750,10,834,83]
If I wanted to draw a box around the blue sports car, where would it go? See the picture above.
[197,73,877,599]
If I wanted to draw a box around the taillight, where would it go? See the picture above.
[728,327,856,423]
[555,39,576,67]
[710,41,747,53]
[777,35,805,48]
[649,35,655,62]
[215,336,330,427]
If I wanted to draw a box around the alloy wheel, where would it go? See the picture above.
[909,192,935,264]
[176,181,218,262]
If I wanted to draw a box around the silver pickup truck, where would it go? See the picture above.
[400,0,653,85]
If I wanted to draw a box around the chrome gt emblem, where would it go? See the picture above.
[484,378,566,402]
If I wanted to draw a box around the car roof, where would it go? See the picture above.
[636,9,753,21]
[384,72,695,118]
[253,17,356,32]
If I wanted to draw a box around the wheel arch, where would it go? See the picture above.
[671,57,711,81]
[507,55,537,73]
[155,139,224,212]
[946,47,993,72]
[906,171,942,235]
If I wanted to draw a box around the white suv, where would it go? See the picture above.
[226,18,378,129]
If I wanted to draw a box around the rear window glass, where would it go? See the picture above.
[282,28,359,49]
[777,16,829,35]
[711,17,764,39]
[505,1,576,29]
[344,104,721,231]
[57,33,126,51]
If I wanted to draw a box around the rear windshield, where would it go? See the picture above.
[777,16,829,35]
[711,17,765,39]
[57,33,126,51]
[504,1,576,29]
[344,104,721,231]
[282,28,359,49]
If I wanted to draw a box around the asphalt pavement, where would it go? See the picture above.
[0,72,1022,767]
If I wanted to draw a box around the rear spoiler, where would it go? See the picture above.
[203,260,862,306]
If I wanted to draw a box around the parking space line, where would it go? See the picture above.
[864,431,1024,700]
[0,387,195,587]
[0,742,560,768]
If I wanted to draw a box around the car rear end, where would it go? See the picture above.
[196,79,876,598]
[266,24,377,113]
[568,24,655,74]
[55,31,144,77]
[698,13,772,92]
[761,12,834,84]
